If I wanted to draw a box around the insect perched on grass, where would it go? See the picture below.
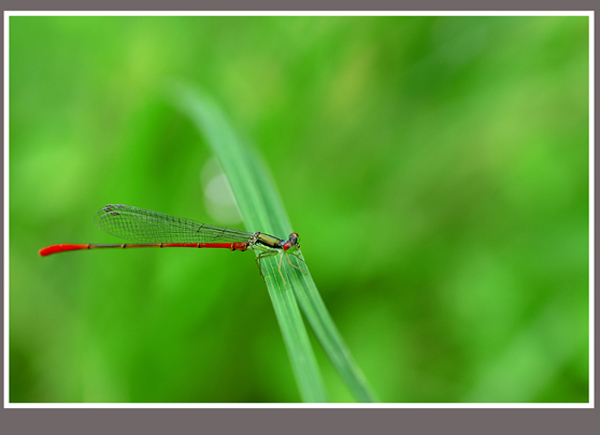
[40,204,305,283]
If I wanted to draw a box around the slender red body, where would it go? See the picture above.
[39,242,249,257]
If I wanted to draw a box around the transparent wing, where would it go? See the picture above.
[94,204,254,244]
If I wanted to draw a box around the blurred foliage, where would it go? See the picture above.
[9,15,589,403]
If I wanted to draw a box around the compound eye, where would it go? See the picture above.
[289,233,299,245]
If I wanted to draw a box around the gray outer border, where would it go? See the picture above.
[1,0,596,433]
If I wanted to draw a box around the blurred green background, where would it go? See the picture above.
[9,15,589,403]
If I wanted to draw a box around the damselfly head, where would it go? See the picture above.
[283,233,300,251]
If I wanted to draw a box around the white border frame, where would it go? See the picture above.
[3,10,594,409]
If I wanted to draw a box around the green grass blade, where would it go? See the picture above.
[172,85,377,402]
[172,86,325,402]
[290,269,379,402]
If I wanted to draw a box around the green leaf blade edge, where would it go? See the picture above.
[172,85,377,403]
